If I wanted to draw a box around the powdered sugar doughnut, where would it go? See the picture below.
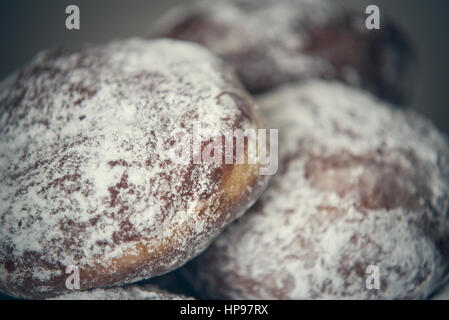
[49,284,194,300]
[182,81,449,299]
[0,38,269,298]
[152,0,411,103]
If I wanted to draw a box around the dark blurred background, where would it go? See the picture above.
[0,0,448,134]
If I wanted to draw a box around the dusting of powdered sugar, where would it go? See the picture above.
[185,81,449,299]
[49,284,194,300]
[0,38,262,298]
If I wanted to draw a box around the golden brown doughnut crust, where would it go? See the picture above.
[0,38,269,298]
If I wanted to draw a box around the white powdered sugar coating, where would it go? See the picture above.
[49,284,194,300]
[152,0,342,88]
[0,38,263,298]
[185,81,449,299]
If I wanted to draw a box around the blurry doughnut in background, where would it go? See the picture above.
[152,0,411,104]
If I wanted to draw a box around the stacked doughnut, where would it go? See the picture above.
[1,0,448,300]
